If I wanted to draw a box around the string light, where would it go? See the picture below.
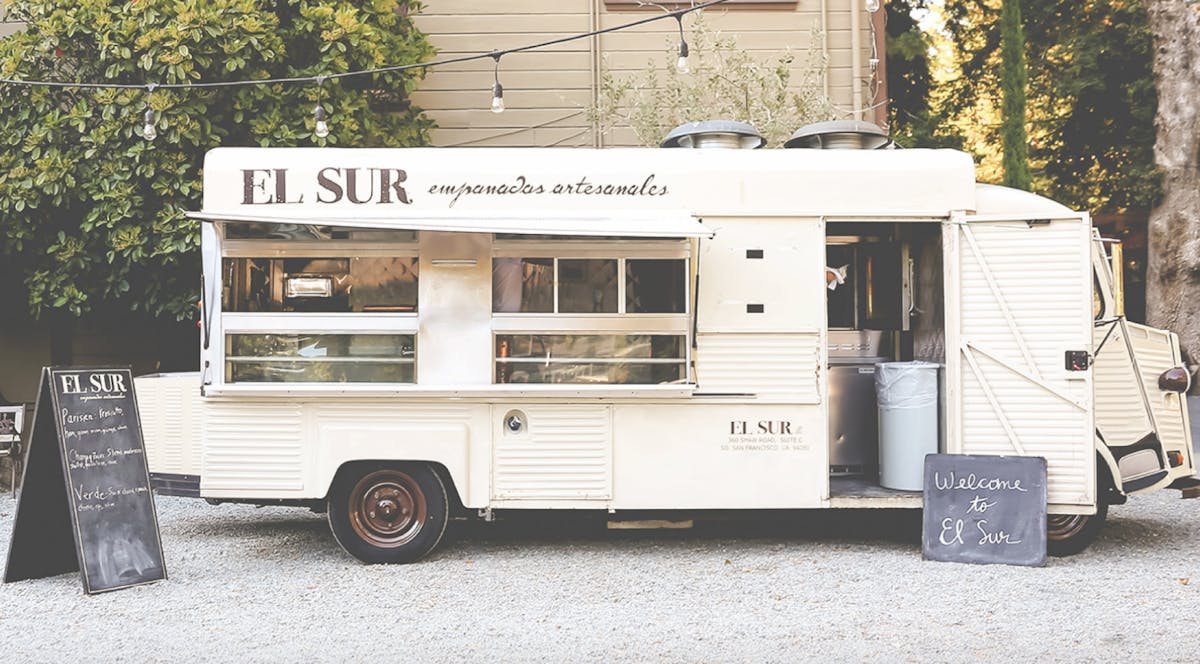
[141,107,157,141]
[0,0,731,138]
[490,53,505,114]
[312,75,330,139]
[140,84,158,142]
[675,15,690,74]
[866,0,881,12]
[313,105,330,138]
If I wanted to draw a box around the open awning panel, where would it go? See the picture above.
[186,210,714,239]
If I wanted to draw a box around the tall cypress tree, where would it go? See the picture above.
[1000,0,1032,190]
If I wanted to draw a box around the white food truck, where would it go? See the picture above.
[136,122,1199,563]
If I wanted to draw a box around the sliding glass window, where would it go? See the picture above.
[491,238,691,386]
[218,223,419,385]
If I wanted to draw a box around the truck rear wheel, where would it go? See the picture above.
[1047,458,1114,557]
[1046,500,1107,557]
[327,462,449,564]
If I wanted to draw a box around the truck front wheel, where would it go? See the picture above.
[328,462,449,564]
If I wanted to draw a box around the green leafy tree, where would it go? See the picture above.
[933,0,1158,211]
[0,0,435,323]
[998,0,1030,190]
[886,0,963,149]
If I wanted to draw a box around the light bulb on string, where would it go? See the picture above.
[140,83,159,142]
[311,75,331,140]
[490,53,505,113]
[313,104,330,138]
[866,0,881,12]
[675,15,690,73]
[491,81,505,114]
[141,108,158,141]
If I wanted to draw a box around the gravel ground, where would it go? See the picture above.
[1,401,1196,662]
[0,488,1198,663]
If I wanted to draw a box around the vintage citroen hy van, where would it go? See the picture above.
[136,127,1198,563]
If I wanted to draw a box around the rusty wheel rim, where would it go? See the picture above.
[1047,514,1089,541]
[348,470,427,548]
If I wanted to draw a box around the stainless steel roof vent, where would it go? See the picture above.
[784,120,892,149]
[660,120,766,149]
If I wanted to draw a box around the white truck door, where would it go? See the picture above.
[945,213,1096,511]
[1090,235,1181,493]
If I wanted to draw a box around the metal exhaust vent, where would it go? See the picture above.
[661,120,766,149]
[783,120,892,149]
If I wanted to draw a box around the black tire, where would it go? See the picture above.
[327,462,449,564]
[1046,501,1107,557]
[1046,459,1114,557]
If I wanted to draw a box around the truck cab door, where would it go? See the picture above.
[1091,234,1193,493]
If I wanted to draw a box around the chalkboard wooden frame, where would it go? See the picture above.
[4,367,167,594]
[921,453,1048,567]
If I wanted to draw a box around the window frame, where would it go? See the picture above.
[224,330,417,385]
[491,238,694,385]
[215,227,421,386]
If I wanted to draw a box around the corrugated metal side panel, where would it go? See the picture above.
[695,333,820,401]
[1126,322,1189,451]
[203,401,305,492]
[1092,321,1153,447]
[955,221,1092,506]
[494,405,611,499]
[135,374,204,476]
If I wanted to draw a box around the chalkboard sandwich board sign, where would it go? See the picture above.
[922,454,1047,567]
[4,367,167,594]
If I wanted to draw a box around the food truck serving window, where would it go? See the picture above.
[496,334,685,384]
[222,257,418,313]
[216,221,420,385]
[225,333,416,383]
[491,239,691,385]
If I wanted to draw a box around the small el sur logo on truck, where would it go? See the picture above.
[730,420,795,435]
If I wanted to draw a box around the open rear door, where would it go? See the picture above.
[945,213,1096,511]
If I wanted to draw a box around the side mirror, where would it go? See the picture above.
[1158,366,1192,393]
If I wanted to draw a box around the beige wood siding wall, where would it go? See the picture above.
[411,0,879,148]
[0,2,24,39]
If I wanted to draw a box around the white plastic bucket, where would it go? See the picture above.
[876,361,940,491]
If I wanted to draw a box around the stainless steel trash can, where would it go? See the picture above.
[875,361,940,491]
